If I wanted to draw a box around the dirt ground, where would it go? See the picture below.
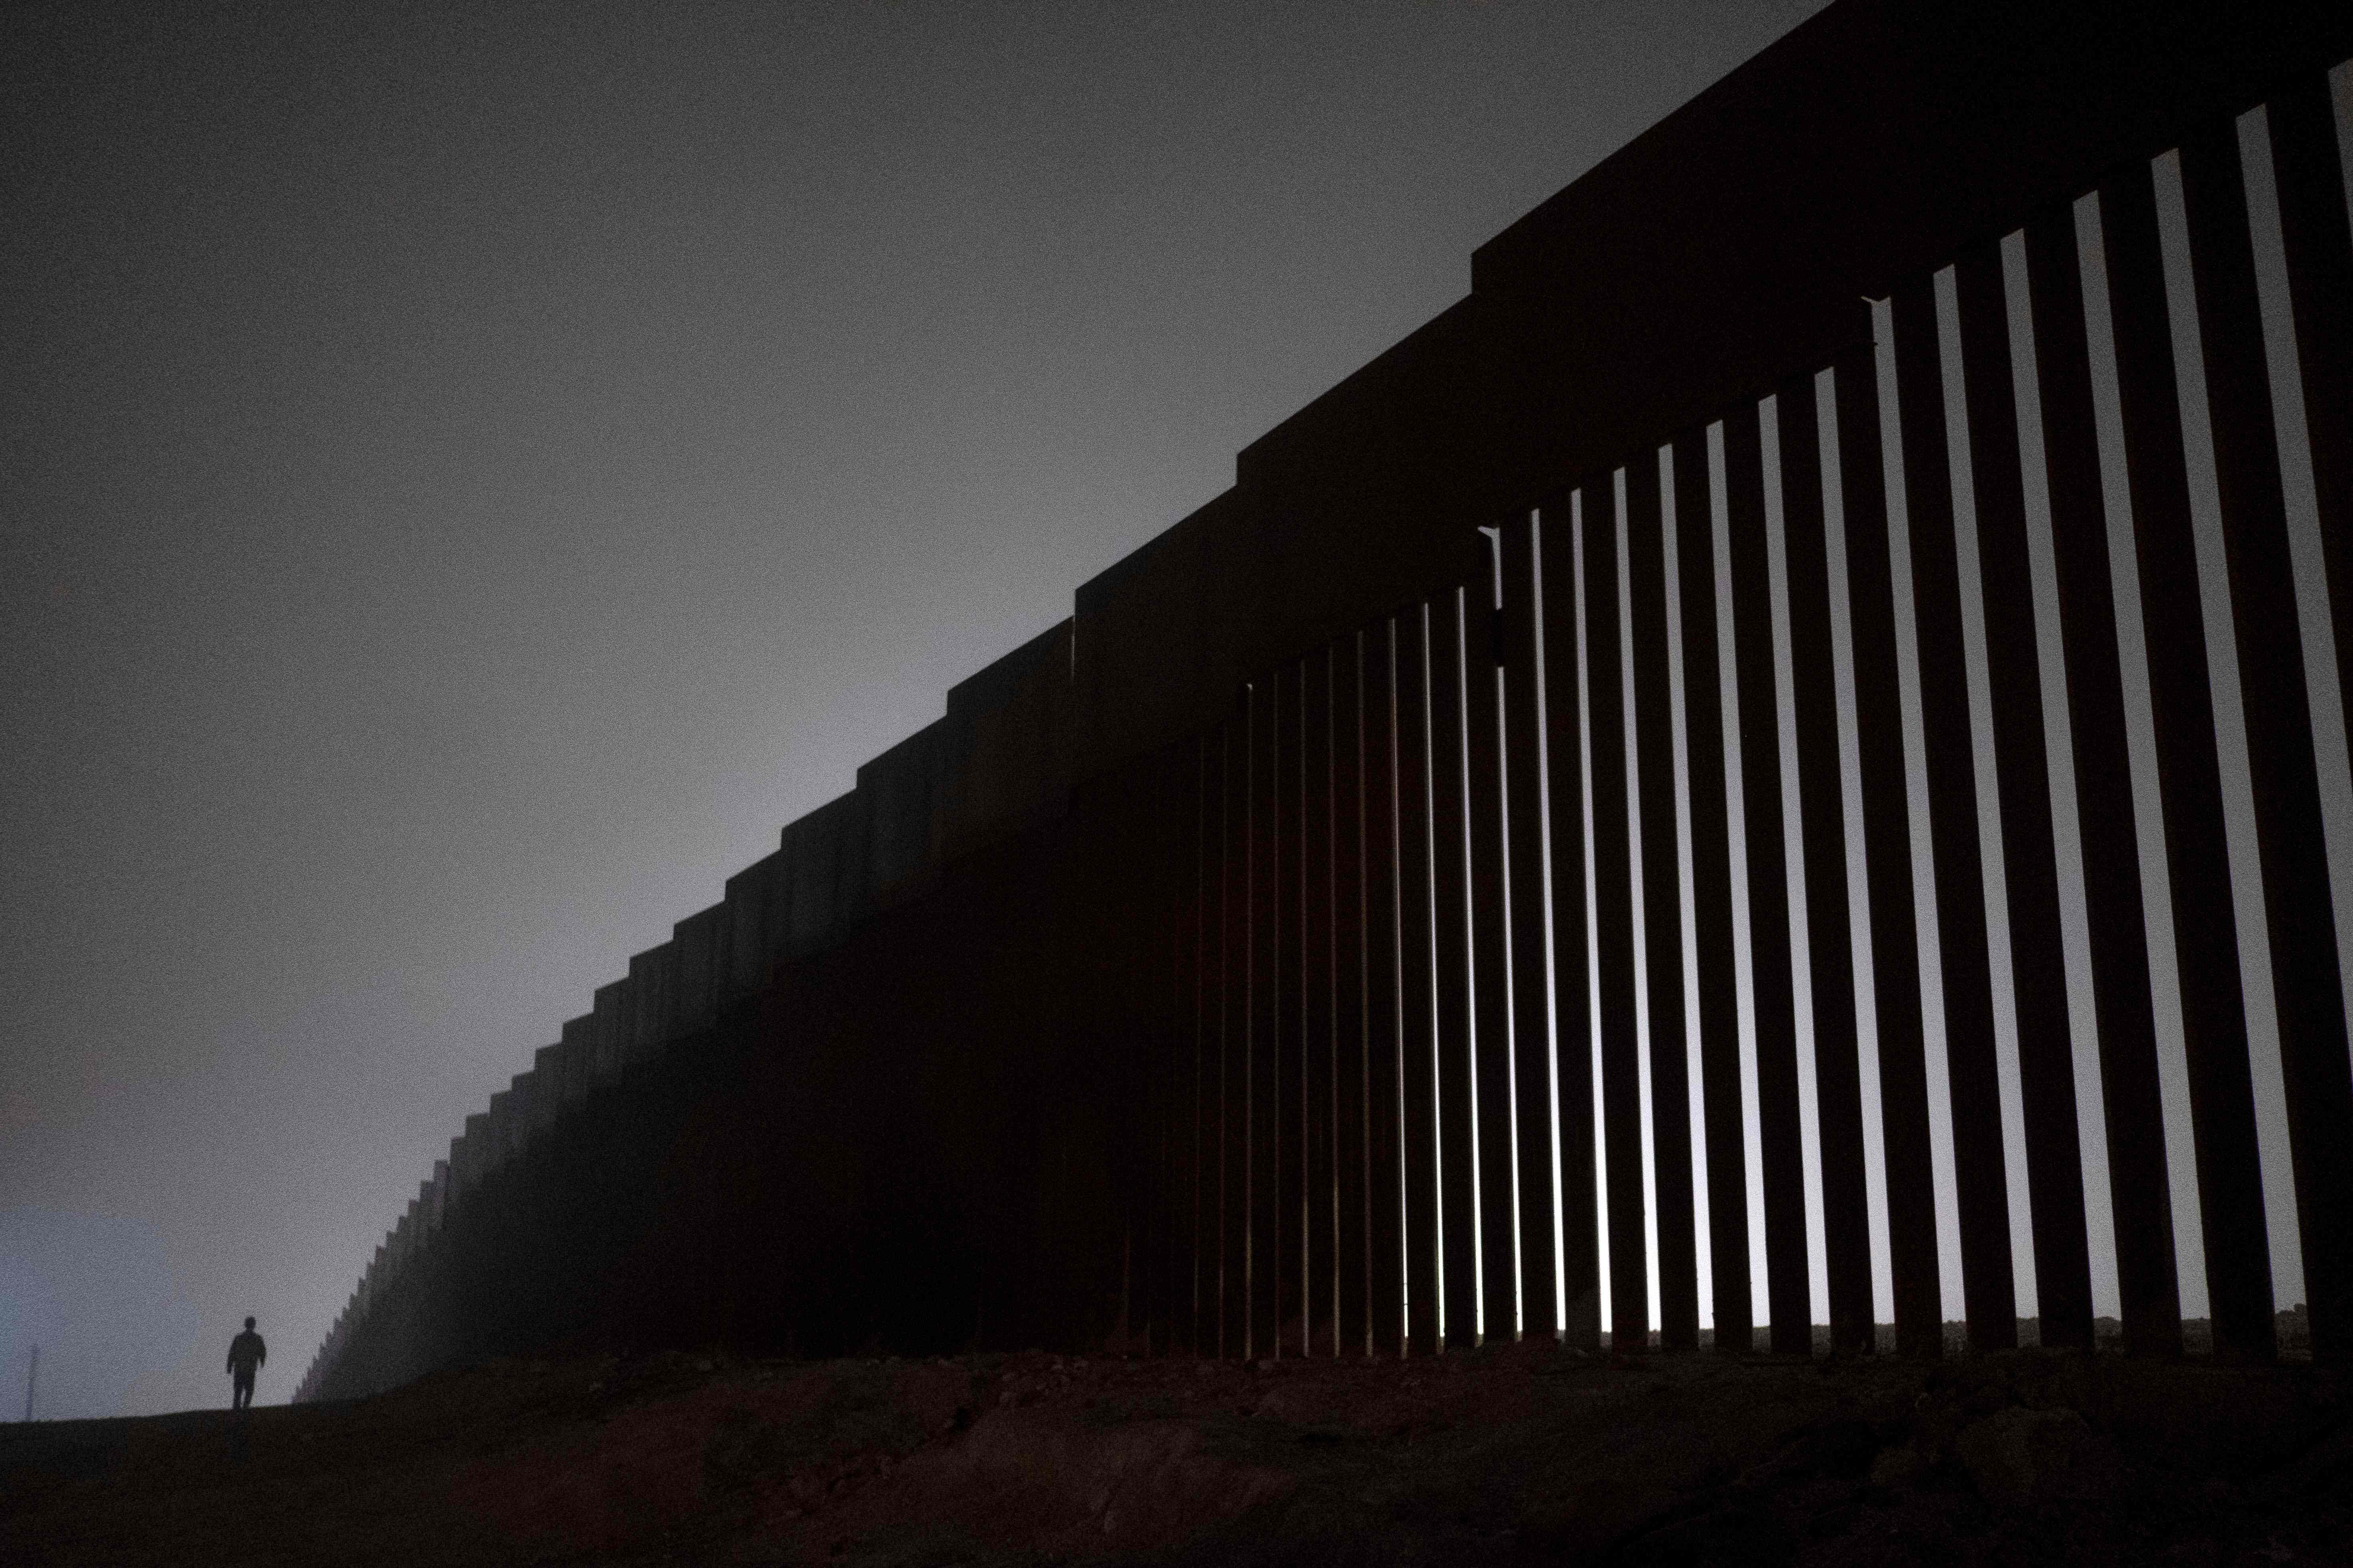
[3,1341,2349,1565]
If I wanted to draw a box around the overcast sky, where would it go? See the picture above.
[4,1,1837,1416]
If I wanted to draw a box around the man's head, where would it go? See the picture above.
[244,1317,256,1330]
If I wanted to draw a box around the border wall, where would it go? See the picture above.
[303,0,2353,1399]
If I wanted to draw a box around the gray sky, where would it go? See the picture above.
[3,0,1831,1415]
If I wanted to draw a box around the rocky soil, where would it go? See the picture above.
[3,1342,2348,1564]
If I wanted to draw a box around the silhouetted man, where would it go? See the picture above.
[226,1317,266,1410]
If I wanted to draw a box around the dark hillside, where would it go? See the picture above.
[6,1348,2350,1565]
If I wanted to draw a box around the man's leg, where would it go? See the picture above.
[233,1372,252,1410]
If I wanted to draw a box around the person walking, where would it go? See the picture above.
[226,1317,266,1410]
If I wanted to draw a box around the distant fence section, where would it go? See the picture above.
[301,0,2353,1400]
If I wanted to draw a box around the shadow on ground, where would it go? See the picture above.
[3,1342,2348,1564]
